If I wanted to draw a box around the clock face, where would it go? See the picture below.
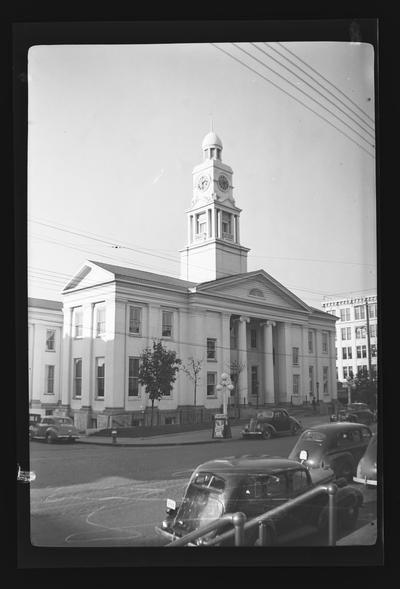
[197,175,210,191]
[218,174,229,191]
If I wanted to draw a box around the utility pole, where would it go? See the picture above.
[365,298,372,376]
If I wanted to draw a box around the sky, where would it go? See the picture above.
[27,40,376,308]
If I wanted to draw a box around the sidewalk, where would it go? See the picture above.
[337,520,377,545]
[78,414,329,447]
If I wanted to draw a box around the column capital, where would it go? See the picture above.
[239,316,250,323]
[261,320,276,328]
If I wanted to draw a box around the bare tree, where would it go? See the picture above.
[182,357,204,407]
[227,359,247,418]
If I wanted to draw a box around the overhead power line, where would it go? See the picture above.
[253,43,375,138]
[231,43,374,149]
[277,42,375,124]
[211,43,374,159]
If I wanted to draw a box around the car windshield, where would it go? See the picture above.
[55,417,73,424]
[192,472,225,492]
[256,410,274,419]
[348,403,368,410]
[175,484,224,533]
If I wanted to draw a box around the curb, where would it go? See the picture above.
[77,437,241,447]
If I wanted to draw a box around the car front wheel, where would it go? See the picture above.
[339,502,359,531]
[46,432,56,444]
[334,461,354,482]
[290,422,301,435]
[263,429,272,440]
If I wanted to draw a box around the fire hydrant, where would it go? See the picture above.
[111,429,117,444]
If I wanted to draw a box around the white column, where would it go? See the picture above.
[61,307,73,407]
[81,303,94,408]
[301,326,309,404]
[238,316,250,404]
[236,215,240,243]
[277,322,291,404]
[215,209,219,238]
[221,312,231,376]
[262,320,275,404]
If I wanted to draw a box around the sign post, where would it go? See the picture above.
[213,373,234,439]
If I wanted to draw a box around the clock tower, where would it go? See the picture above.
[180,131,250,283]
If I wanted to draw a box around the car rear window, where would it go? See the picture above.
[300,430,327,443]
[55,417,73,424]
[192,472,225,492]
[256,410,274,419]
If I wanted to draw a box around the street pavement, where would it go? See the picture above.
[76,414,378,546]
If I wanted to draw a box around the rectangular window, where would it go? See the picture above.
[354,305,365,320]
[196,212,207,234]
[356,326,366,339]
[293,374,300,396]
[369,324,377,338]
[128,357,140,397]
[292,347,299,365]
[250,328,257,349]
[341,327,351,340]
[308,330,313,353]
[322,332,328,353]
[221,211,231,234]
[347,346,352,359]
[343,366,348,379]
[207,338,217,360]
[95,304,106,337]
[368,303,377,319]
[340,308,350,321]
[73,358,82,398]
[323,366,329,395]
[356,346,362,359]
[207,372,216,396]
[342,347,347,360]
[129,306,142,335]
[251,366,259,396]
[162,310,173,337]
[45,365,55,395]
[371,344,377,357]
[96,357,105,398]
[309,366,314,396]
[46,329,56,351]
[73,307,83,338]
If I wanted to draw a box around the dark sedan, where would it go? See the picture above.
[330,402,375,425]
[242,408,302,439]
[288,422,373,481]
[353,433,377,486]
[156,456,363,546]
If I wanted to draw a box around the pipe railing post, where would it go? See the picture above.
[258,521,267,546]
[327,483,338,546]
[232,512,246,546]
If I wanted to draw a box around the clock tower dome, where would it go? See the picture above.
[180,132,250,282]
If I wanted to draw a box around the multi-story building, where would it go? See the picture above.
[321,295,377,385]
[28,298,63,415]
[29,131,338,429]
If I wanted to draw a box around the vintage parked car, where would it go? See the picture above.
[155,456,363,546]
[330,402,375,425]
[241,408,302,439]
[353,433,377,486]
[29,416,80,443]
[288,422,373,481]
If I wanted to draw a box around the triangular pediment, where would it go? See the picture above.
[62,261,116,292]
[195,270,311,312]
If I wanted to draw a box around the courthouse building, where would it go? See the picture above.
[29,132,337,429]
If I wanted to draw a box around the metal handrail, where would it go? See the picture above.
[166,512,247,547]
[204,483,338,547]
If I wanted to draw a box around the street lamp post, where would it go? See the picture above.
[216,373,234,416]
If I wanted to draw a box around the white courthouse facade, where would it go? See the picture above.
[29,132,337,429]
